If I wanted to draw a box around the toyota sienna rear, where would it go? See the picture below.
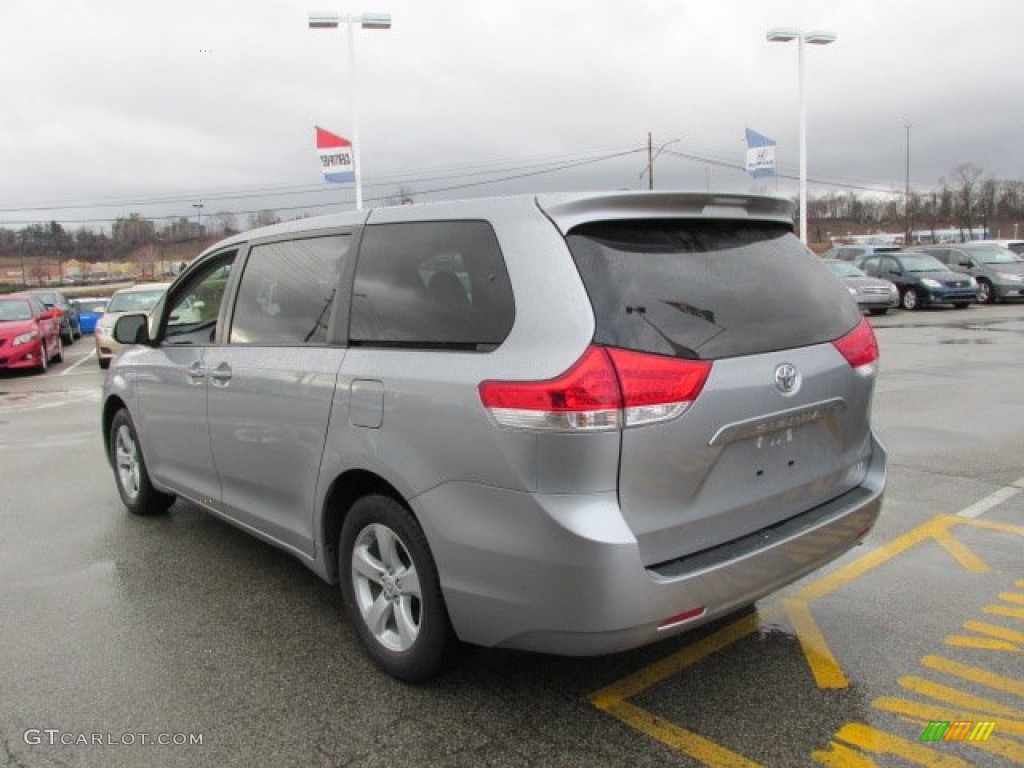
[103,191,886,680]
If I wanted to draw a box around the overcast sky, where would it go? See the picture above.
[1,0,1021,231]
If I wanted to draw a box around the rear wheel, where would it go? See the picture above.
[98,357,110,370]
[901,288,919,310]
[339,495,454,681]
[110,409,175,516]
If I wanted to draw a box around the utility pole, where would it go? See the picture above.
[647,132,654,191]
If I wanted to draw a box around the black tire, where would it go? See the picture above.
[868,308,888,316]
[98,357,110,370]
[976,279,996,305]
[901,288,919,310]
[36,342,48,373]
[953,302,970,310]
[53,335,64,364]
[109,409,175,516]
[339,494,454,681]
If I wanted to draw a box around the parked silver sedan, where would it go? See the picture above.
[824,259,899,315]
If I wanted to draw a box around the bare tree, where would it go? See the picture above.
[951,163,984,237]
[212,211,238,236]
[247,210,281,229]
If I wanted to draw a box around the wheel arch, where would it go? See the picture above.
[320,469,407,584]
[102,396,128,467]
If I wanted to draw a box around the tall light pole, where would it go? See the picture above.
[767,27,836,245]
[309,10,392,211]
[192,203,204,240]
[903,121,912,245]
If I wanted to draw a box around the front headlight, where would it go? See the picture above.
[889,284,899,295]
[967,277,978,287]
[920,278,941,288]
[14,330,39,346]
[847,286,858,296]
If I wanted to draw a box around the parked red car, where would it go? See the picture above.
[0,292,64,373]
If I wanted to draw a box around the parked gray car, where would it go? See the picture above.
[823,259,899,315]
[102,192,886,680]
[913,242,1024,304]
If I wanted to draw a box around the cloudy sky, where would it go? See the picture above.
[1,0,1021,231]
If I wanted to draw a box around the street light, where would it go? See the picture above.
[309,10,392,211]
[767,26,836,244]
[192,203,204,240]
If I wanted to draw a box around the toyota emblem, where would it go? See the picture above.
[775,363,800,395]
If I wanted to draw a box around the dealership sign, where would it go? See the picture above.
[315,126,355,183]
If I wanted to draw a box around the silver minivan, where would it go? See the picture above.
[102,192,886,680]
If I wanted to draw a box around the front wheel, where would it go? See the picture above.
[953,302,970,310]
[53,335,64,364]
[901,288,919,310]
[36,342,49,373]
[976,279,995,305]
[109,409,176,516]
[339,495,454,681]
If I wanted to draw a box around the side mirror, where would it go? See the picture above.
[114,314,151,345]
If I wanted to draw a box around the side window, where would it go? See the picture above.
[861,257,878,275]
[165,253,236,343]
[230,235,349,345]
[350,221,515,349]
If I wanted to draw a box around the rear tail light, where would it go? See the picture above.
[833,317,879,376]
[478,346,712,432]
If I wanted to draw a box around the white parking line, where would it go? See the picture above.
[60,347,97,375]
[957,475,1024,518]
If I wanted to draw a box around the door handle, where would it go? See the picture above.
[187,361,206,382]
[209,362,232,386]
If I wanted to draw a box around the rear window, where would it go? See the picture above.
[566,220,861,360]
[349,221,515,350]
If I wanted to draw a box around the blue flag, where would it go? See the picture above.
[745,128,776,179]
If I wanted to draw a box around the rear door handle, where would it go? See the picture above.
[209,362,232,386]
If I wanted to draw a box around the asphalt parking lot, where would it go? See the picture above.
[1,305,1022,768]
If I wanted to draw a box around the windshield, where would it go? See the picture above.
[825,261,866,277]
[900,254,947,272]
[106,290,165,313]
[0,299,33,321]
[970,246,1023,264]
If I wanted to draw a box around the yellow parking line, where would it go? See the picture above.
[945,635,1022,653]
[999,591,1024,605]
[920,655,1024,697]
[950,517,1024,537]
[873,697,1024,737]
[961,620,1024,646]
[962,733,1024,764]
[984,605,1024,620]
[792,517,946,602]
[930,527,989,573]
[783,599,847,688]
[811,740,877,768]
[589,608,775,709]
[604,701,761,768]
[896,674,1024,718]
[830,723,972,767]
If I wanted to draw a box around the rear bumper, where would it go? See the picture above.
[415,433,887,655]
